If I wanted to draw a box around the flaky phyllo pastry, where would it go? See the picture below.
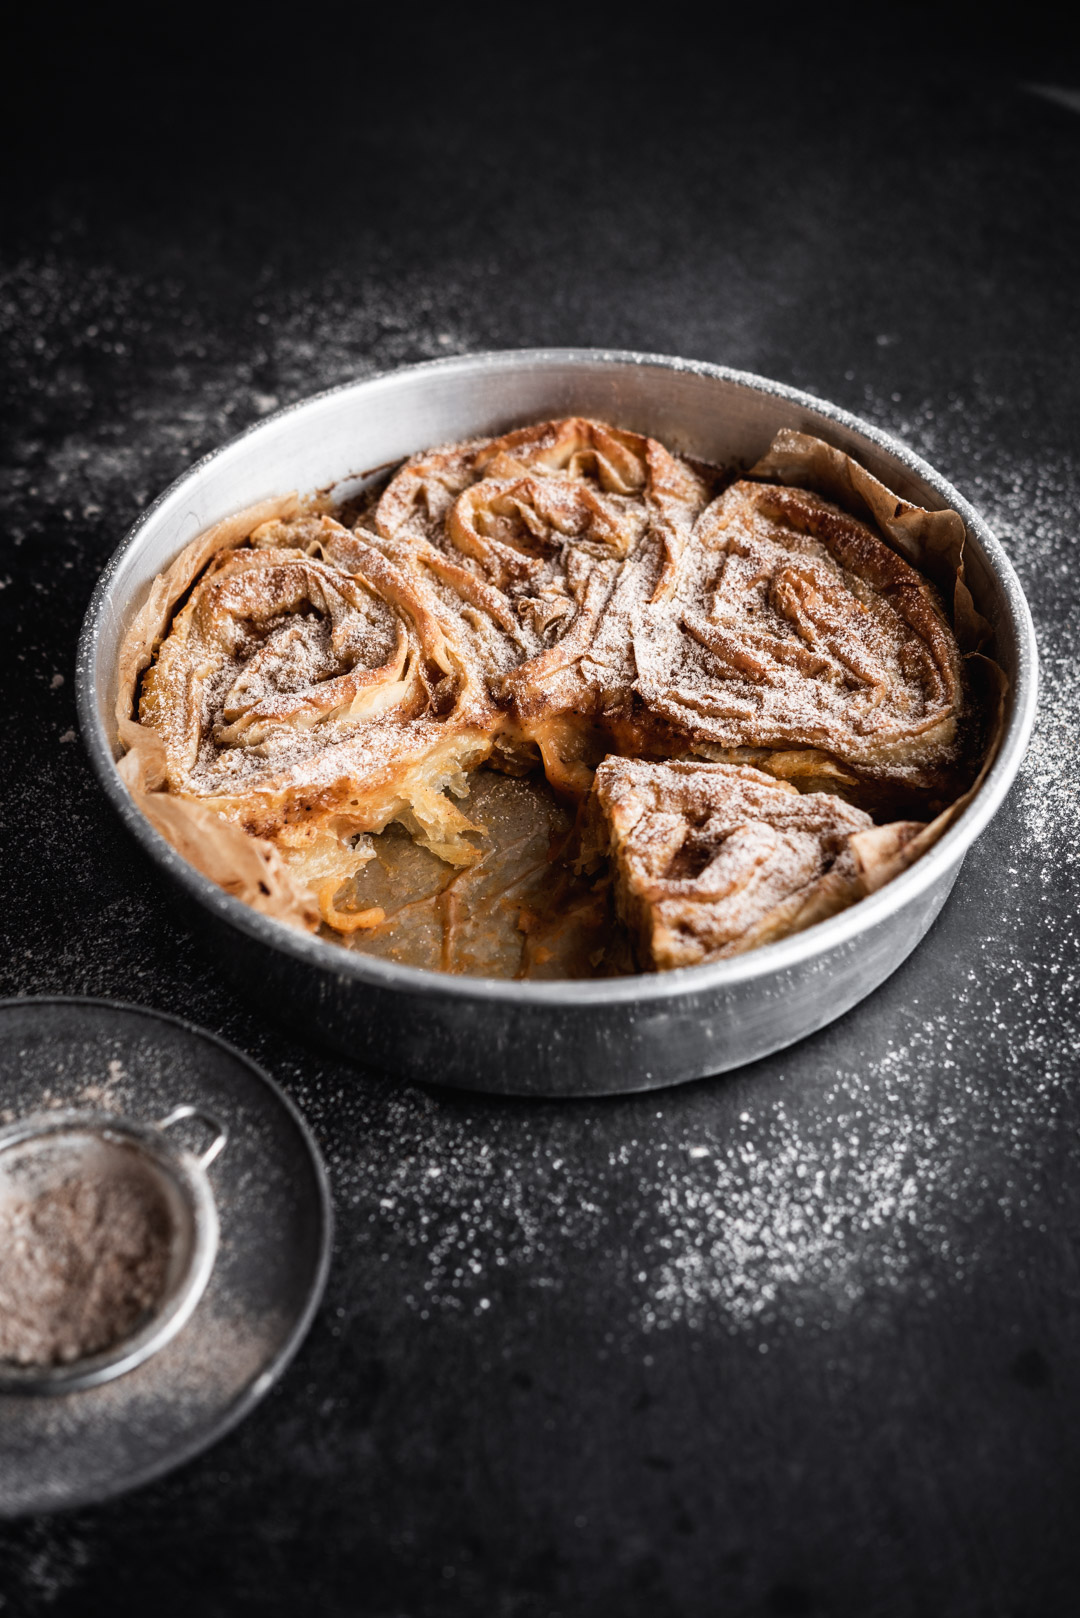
[116,420,1003,975]
[588,759,924,970]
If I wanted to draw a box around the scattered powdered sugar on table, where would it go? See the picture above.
[0,251,478,559]
[1012,646,1080,879]
[640,1005,1069,1333]
[306,931,1072,1340]
[4,246,1075,1358]
[968,454,1080,884]
[318,1087,607,1320]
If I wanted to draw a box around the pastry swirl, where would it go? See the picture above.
[139,514,491,870]
[591,757,923,969]
[630,481,965,791]
[375,417,710,722]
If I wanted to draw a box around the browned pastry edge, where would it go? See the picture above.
[587,758,926,971]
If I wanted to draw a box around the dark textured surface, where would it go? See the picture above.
[1,20,1079,1617]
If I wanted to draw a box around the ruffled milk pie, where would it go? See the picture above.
[117,419,999,978]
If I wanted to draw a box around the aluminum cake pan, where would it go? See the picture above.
[75,351,1038,1096]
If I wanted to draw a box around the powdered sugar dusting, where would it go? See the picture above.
[274,390,1072,1336]
[1014,647,1080,880]
[0,253,479,558]
[301,931,1076,1343]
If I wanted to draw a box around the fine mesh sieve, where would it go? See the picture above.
[0,1107,227,1395]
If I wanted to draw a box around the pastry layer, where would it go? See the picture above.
[590,758,924,969]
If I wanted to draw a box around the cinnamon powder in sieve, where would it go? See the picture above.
[0,1170,172,1367]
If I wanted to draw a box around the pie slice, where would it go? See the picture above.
[589,757,924,970]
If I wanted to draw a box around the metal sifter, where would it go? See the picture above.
[0,1105,228,1395]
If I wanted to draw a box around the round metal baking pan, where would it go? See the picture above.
[75,351,1038,1097]
[0,997,332,1516]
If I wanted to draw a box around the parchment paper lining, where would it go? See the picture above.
[115,495,320,931]
[748,430,1008,891]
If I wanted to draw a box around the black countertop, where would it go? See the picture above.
[2,21,1079,1616]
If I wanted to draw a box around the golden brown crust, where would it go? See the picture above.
[135,512,493,873]
[630,480,966,792]
[748,426,993,653]
[374,417,711,728]
[116,495,302,783]
[590,758,924,969]
[116,420,995,958]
